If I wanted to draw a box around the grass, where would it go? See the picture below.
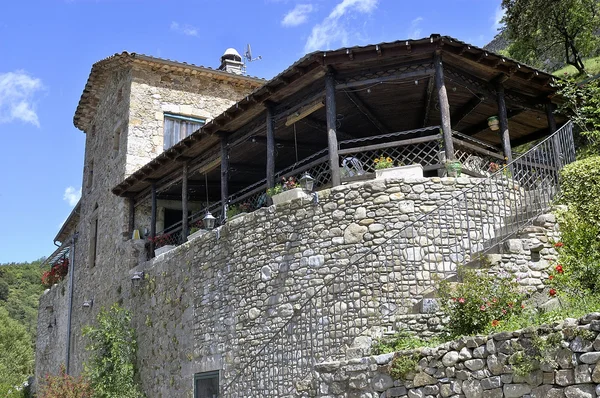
[553,56,600,79]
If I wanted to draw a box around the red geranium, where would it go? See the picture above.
[554,242,564,248]
[555,264,564,274]
[549,288,557,296]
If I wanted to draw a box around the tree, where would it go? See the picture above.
[501,0,600,74]
[0,307,34,397]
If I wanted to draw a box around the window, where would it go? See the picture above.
[194,371,219,398]
[163,114,205,150]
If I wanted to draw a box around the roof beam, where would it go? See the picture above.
[461,108,526,137]
[248,136,324,152]
[336,68,434,90]
[451,94,485,129]
[343,91,389,134]
[421,75,435,127]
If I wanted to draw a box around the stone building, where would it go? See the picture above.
[36,35,574,397]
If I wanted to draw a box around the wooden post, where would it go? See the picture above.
[546,103,562,168]
[266,104,276,190]
[128,197,135,238]
[182,162,189,240]
[150,182,157,254]
[325,70,341,186]
[220,134,229,219]
[496,83,513,164]
[433,51,455,161]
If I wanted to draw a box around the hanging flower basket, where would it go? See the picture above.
[488,116,500,131]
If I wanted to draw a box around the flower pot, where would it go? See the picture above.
[187,229,207,241]
[375,164,424,180]
[487,116,500,131]
[154,245,176,257]
[445,162,462,178]
[271,188,310,205]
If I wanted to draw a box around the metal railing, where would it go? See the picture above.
[221,122,575,397]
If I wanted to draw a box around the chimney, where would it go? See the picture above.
[219,48,244,75]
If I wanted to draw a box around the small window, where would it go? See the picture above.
[113,128,121,153]
[194,371,219,398]
[87,159,94,190]
[89,206,99,267]
[163,114,205,150]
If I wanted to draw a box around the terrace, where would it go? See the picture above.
[110,35,567,257]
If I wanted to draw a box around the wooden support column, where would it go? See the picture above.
[182,162,189,240]
[325,69,341,186]
[128,197,135,237]
[496,83,513,164]
[433,51,455,161]
[546,103,562,168]
[150,182,157,254]
[220,134,229,219]
[266,104,276,190]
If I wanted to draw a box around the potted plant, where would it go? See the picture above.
[187,220,206,241]
[445,160,462,177]
[227,203,252,220]
[150,233,176,256]
[266,176,310,205]
[373,155,423,179]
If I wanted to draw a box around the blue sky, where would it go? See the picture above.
[0,0,504,263]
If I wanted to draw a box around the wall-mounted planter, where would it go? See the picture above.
[375,164,424,180]
[271,188,311,205]
[187,229,208,241]
[154,245,176,257]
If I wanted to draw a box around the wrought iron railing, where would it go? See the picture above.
[220,121,575,397]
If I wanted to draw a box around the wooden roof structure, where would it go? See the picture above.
[110,34,567,200]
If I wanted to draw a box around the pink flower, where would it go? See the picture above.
[480,305,486,311]
[458,297,465,304]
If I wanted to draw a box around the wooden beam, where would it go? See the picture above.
[422,76,435,127]
[266,103,276,189]
[181,162,189,240]
[496,83,512,164]
[150,183,157,255]
[343,91,389,134]
[434,51,455,161]
[220,134,229,220]
[325,69,341,186]
[303,116,358,140]
[229,163,266,175]
[248,136,324,152]
[451,94,484,129]
[336,68,434,90]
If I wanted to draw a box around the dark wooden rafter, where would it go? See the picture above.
[343,91,389,134]
[496,82,513,163]
[181,161,189,239]
[229,163,268,174]
[248,136,323,152]
[451,94,485,128]
[303,116,357,140]
[336,68,434,90]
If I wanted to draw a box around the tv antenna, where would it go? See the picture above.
[245,44,262,63]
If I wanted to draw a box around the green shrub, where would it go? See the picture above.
[389,354,419,381]
[560,156,600,225]
[0,307,33,397]
[437,268,526,337]
[371,330,441,355]
[83,304,143,398]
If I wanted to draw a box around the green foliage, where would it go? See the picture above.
[38,365,93,398]
[389,354,419,381]
[0,307,34,397]
[437,268,526,337]
[554,56,600,78]
[501,0,600,74]
[0,280,9,301]
[371,331,441,355]
[556,80,600,154]
[83,304,143,398]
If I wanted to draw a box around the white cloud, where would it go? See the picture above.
[304,0,378,53]
[282,4,314,27]
[0,70,43,127]
[63,186,81,207]
[492,6,505,32]
[170,21,198,37]
[408,17,423,39]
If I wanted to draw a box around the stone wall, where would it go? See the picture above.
[35,279,69,380]
[314,313,600,398]
[36,174,559,396]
